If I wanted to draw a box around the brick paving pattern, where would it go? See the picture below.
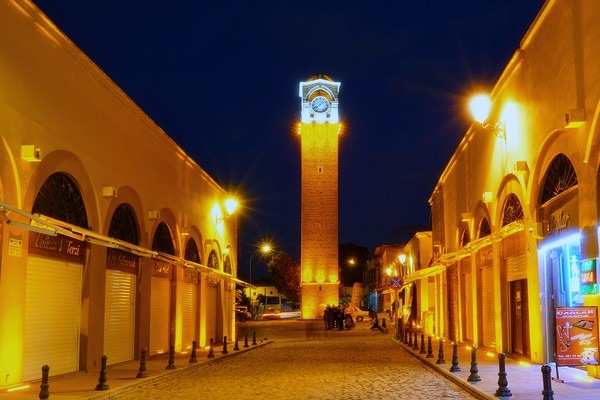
[114,336,477,400]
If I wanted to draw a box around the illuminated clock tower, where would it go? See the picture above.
[298,74,341,319]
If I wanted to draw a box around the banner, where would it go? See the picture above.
[555,306,599,366]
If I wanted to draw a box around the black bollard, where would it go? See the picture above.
[252,331,257,346]
[420,333,426,354]
[222,336,229,354]
[541,364,554,400]
[436,338,446,364]
[395,317,402,340]
[467,347,481,382]
[244,332,249,348]
[408,328,413,346]
[137,348,148,378]
[189,341,198,363]
[166,344,176,369]
[207,338,215,358]
[95,355,110,390]
[39,365,50,400]
[413,331,419,350]
[381,318,387,329]
[495,353,512,397]
[426,336,434,358]
[404,329,409,344]
[449,342,461,372]
[234,336,240,351]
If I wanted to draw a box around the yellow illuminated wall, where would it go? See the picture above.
[299,122,340,319]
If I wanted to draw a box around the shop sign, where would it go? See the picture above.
[579,259,598,295]
[183,268,199,284]
[151,260,172,278]
[28,232,86,262]
[555,306,599,366]
[548,210,570,236]
[8,234,22,257]
[106,247,139,274]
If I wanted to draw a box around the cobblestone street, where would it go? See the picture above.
[114,333,476,400]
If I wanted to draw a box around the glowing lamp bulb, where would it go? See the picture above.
[469,94,491,123]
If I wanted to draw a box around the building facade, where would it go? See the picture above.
[298,75,342,319]
[424,0,600,377]
[0,0,239,387]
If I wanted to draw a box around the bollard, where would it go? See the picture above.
[234,336,240,351]
[207,338,215,358]
[39,365,50,400]
[408,328,413,346]
[413,331,419,350]
[95,355,110,390]
[395,317,402,340]
[436,338,446,364]
[137,348,148,378]
[426,336,434,358]
[449,342,461,372]
[222,336,229,354]
[244,332,249,348]
[420,333,426,354]
[494,353,512,397]
[189,341,198,363]
[541,364,554,400]
[166,344,176,369]
[467,347,481,382]
[252,331,257,346]
[381,318,387,329]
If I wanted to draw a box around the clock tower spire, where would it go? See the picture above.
[298,74,341,319]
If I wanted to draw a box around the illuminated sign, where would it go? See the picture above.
[579,259,598,295]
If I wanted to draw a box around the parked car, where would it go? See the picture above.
[235,306,252,321]
[347,305,370,322]
[262,307,301,320]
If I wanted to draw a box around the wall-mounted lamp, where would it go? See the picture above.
[148,210,160,220]
[469,94,506,140]
[21,145,41,162]
[214,197,239,225]
[102,186,118,198]
[461,212,472,222]
[482,192,493,203]
[564,108,585,128]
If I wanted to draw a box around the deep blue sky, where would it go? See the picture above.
[33,0,545,279]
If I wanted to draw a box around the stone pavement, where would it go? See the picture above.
[391,325,600,400]
[2,320,600,399]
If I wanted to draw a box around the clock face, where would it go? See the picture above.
[311,96,330,113]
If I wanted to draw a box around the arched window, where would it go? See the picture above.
[108,204,139,244]
[541,153,577,204]
[478,218,491,238]
[152,221,174,255]
[460,229,470,247]
[184,238,201,264]
[502,194,524,226]
[207,251,219,269]
[223,255,232,274]
[32,172,87,228]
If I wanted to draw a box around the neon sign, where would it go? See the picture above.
[579,259,598,295]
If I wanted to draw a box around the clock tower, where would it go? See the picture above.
[298,74,341,319]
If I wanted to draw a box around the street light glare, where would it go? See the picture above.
[469,94,491,124]
[224,198,238,216]
[260,243,272,253]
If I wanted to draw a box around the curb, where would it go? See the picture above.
[394,339,494,400]
[89,341,273,399]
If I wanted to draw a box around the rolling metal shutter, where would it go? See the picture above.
[181,282,197,351]
[23,257,82,381]
[481,266,496,348]
[103,269,136,365]
[506,253,527,282]
[149,277,171,355]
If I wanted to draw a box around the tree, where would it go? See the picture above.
[267,251,301,302]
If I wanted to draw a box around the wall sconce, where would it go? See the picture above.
[564,108,585,128]
[513,161,529,175]
[213,197,239,225]
[21,145,41,162]
[461,212,472,222]
[148,210,160,220]
[469,94,506,140]
[482,192,493,203]
[102,186,118,198]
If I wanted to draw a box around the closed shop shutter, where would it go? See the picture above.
[181,282,197,351]
[205,284,217,344]
[149,277,171,355]
[506,253,527,282]
[23,257,82,381]
[481,266,496,348]
[463,272,473,342]
[104,269,136,365]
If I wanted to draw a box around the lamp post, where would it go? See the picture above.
[248,243,272,317]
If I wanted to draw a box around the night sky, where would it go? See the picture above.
[32,0,545,279]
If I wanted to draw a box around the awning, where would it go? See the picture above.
[0,200,255,289]
[403,263,447,284]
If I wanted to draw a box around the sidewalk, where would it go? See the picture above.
[392,329,600,399]
[0,340,270,400]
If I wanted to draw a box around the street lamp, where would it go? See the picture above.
[249,242,272,285]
